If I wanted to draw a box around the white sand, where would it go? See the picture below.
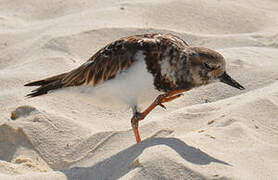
[1,0,278,179]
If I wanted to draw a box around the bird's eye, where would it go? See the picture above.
[204,63,214,71]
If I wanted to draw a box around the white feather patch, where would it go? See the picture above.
[63,51,160,108]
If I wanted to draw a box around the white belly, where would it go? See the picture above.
[93,59,160,106]
[64,56,161,109]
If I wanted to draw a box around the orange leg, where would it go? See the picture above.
[131,90,185,143]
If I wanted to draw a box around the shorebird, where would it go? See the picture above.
[25,33,245,143]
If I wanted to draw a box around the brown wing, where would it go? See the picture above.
[60,40,138,87]
[24,33,164,97]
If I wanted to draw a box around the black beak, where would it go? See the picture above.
[220,72,245,90]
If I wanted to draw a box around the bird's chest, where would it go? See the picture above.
[149,57,191,92]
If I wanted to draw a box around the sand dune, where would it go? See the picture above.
[1,0,278,179]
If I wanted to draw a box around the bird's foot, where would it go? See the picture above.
[156,93,184,109]
[154,94,165,109]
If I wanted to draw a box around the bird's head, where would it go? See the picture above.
[188,47,244,90]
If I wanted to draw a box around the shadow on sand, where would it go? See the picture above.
[62,137,230,179]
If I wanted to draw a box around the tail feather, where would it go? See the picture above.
[24,73,67,87]
[25,60,96,98]
[25,73,68,97]
[24,80,51,87]
[26,81,63,97]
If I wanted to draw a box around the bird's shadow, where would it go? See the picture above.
[62,137,230,180]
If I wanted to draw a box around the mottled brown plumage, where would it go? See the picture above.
[25,33,195,96]
[25,33,244,143]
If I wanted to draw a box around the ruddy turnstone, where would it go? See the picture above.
[25,33,245,143]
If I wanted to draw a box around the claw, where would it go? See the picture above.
[175,93,184,98]
[155,93,184,110]
[159,103,167,109]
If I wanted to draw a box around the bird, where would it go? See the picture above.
[24,33,245,143]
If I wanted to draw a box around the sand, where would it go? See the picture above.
[1,0,278,179]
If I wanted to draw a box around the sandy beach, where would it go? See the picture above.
[1,0,278,179]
